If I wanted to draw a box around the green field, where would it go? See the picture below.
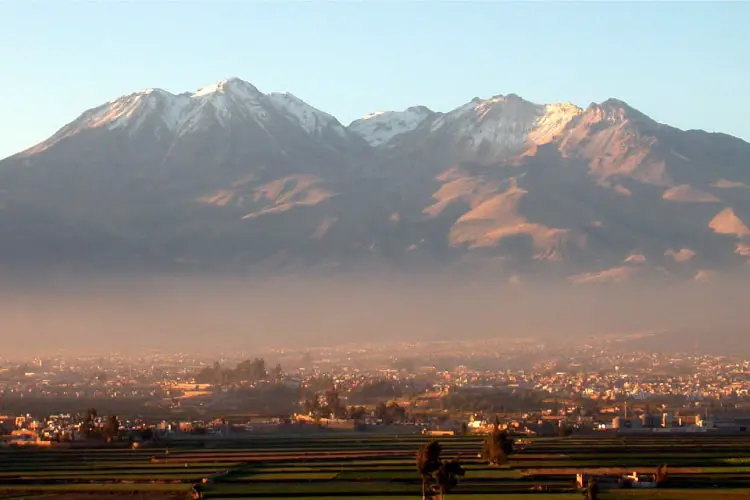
[4,434,750,498]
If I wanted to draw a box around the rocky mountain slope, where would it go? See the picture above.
[1,77,748,281]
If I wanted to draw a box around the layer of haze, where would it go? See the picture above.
[1,273,748,358]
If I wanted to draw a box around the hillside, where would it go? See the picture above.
[1,78,748,281]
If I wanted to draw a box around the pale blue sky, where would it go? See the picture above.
[1,1,748,159]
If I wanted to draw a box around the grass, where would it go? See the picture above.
[236,472,340,481]
[0,483,191,492]
[206,496,584,500]
[6,435,750,498]
[204,496,583,500]
[603,491,750,499]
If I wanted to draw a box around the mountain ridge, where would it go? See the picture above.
[1,77,749,282]
[8,78,651,159]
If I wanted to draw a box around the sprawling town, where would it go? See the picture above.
[4,332,750,446]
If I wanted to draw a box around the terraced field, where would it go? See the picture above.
[4,434,750,498]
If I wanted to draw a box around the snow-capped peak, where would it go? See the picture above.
[586,98,654,125]
[528,102,583,145]
[53,77,271,140]
[192,77,261,99]
[266,92,346,138]
[425,94,582,158]
[40,78,356,149]
[349,106,435,147]
[29,88,183,153]
[86,90,170,130]
[33,79,585,159]
[104,88,169,102]
[361,111,387,120]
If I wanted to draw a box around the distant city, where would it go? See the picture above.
[5,332,750,446]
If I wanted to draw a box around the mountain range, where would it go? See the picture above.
[1,77,749,283]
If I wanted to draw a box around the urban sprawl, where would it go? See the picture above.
[4,335,750,445]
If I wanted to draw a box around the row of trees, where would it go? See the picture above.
[194,359,282,385]
[302,389,347,419]
[301,390,408,423]
[413,416,524,498]
[415,421,518,499]
[374,401,407,423]
[80,408,120,442]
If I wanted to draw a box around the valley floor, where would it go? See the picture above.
[4,434,750,498]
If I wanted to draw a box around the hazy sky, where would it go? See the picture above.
[1,1,748,159]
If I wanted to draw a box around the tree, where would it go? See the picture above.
[195,362,222,384]
[103,415,120,443]
[348,406,367,421]
[482,429,506,466]
[352,380,402,400]
[375,401,406,424]
[190,482,203,500]
[324,390,342,417]
[417,442,466,500]
[416,440,442,499]
[386,402,406,422]
[211,361,222,382]
[558,422,573,437]
[434,459,465,499]
[499,430,514,456]
[302,397,320,416]
[81,408,98,438]
[655,464,669,485]
[374,402,388,421]
[482,419,514,466]
[235,358,266,382]
[585,477,599,500]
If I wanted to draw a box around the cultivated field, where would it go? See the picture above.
[4,434,750,498]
